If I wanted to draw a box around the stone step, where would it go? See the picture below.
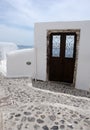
[27,84,90,111]
[0,82,90,112]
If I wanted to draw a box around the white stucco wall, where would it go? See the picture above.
[0,42,18,60]
[6,48,35,78]
[34,21,90,91]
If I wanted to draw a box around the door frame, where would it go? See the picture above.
[47,29,80,87]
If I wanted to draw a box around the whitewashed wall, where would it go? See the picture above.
[6,49,35,78]
[34,21,90,91]
[0,42,18,60]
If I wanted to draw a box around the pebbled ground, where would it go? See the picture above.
[0,73,90,130]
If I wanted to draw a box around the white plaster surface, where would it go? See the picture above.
[0,42,18,60]
[6,48,35,78]
[34,21,90,91]
[0,60,7,75]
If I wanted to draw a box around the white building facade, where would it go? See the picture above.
[34,21,90,91]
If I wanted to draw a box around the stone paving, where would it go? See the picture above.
[0,73,90,130]
[3,103,90,130]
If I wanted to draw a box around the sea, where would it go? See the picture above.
[17,45,33,49]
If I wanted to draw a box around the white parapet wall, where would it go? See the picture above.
[6,48,35,78]
[0,42,18,60]
[34,21,90,91]
[0,42,18,76]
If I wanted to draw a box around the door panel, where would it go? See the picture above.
[49,33,63,82]
[63,59,75,83]
[49,32,77,83]
[49,59,62,81]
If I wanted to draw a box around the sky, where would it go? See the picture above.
[0,0,90,46]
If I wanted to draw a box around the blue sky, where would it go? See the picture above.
[0,0,90,45]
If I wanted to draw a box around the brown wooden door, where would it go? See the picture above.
[48,32,77,83]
